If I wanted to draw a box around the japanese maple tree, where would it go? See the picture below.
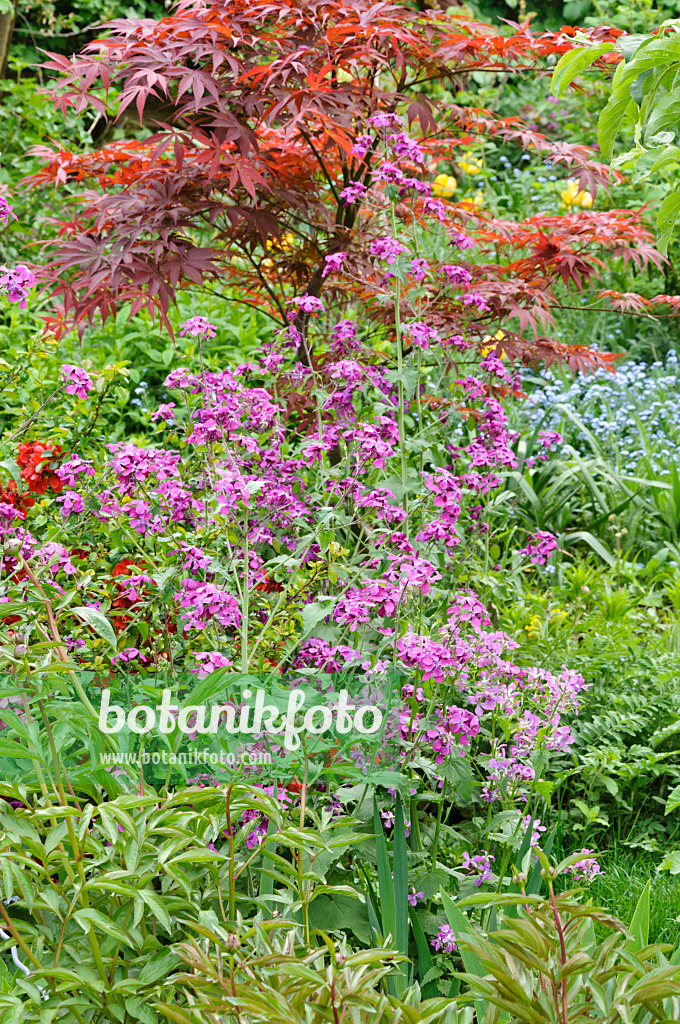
[27,0,656,370]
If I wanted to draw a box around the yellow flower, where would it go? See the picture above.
[525,613,541,638]
[459,150,483,175]
[560,179,593,209]
[481,329,505,357]
[266,231,296,253]
[432,174,457,198]
[549,608,568,626]
[471,190,485,207]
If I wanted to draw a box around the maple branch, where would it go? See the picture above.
[297,128,342,206]
[202,289,284,325]
[555,303,661,320]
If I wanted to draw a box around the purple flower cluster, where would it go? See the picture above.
[0,197,16,226]
[179,316,217,338]
[61,364,94,399]
[369,236,408,264]
[322,252,347,277]
[461,851,495,886]
[568,849,603,880]
[0,264,35,309]
[178,580,242,632]
[431,925,457,953]
[519,530,558,565]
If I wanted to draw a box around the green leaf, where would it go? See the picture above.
[72,606,117,651]
[308,893,372,944]
[665,783,680,814]
[409,907,438,999]
[301,599,336,637]
[137,889,172,933]
[393,797,409,995]
[551,43,614,98]
[643,86,680,140]
[598,63,633,160]
[657,188,680,256]
[73,908,136,948]
[138,949,183,985]
[373,799,396,948]
[626,879,650,952]
[563,530,615,567]
[440,890,488,1022]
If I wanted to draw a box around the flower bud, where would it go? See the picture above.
[13,645,28,657]
[3,538,21,556]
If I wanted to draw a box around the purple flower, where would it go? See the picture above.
[451,232,475,250]
[0,264,35,309]
[112,648,146,666]
[322,252,348,278]
[61,364,94,399]
[367,112,402,129]
[57,491,85,517]
[404,322,440,349]
[340,181,367,204]
[192,651,233,678]
[538,429,563,459]
[422,198,447,222]
[440,264,472,288]
[568,849,603,881]
[55,455,95,487]
[387,132,425,164]
[0,197,16,226]
[480,354,507,379]
[519,530,558,565]
[178,579,242,632]
[462,292,490,312]
[431,925,457,953]
[461,851,495,886]
[287,295,325,316]
[369,236,408,265]
[330,319,359,353]
[522,815,547,847]
[179,316,217,338]
[151,402,176,422]
[409,258,430,281]
[350,134,372,160]
[408,888,425,906]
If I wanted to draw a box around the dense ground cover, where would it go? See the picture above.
[0,1,680,1021]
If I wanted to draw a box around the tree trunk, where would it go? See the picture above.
[0,0,18,80]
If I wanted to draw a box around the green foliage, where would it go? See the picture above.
[456,886,680,1023]
[551,27,680,253]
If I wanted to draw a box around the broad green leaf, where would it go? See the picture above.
[137,889,172,932]
[551,43,614,98]
[72,606,117,651]
[643,86,680,139]
[657,188,680,255]
[598,62,633,159]
[665,783,680,814]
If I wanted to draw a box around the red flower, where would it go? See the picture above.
[16,441,64,495]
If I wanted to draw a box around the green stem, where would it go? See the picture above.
[431,780,448,868]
